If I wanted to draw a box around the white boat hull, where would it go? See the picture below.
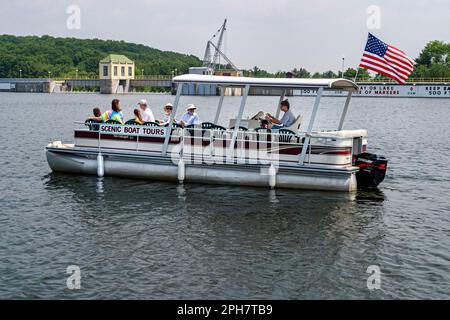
[46,147,358,192]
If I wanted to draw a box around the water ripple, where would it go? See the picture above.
[0,93,449,299]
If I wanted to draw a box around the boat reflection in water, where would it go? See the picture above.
[43,171,386,298]
[43,171,385,236]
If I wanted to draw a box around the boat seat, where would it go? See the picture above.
[255,127,272,141]
[278,129,297,143]
[209,124,227,139]
[212,124,226,131]
[201,122,215,130]
[285,115,303,131]
[165,122,183,128]
[85,119,101,131]
[125,119,141,125]
[201,122,229,138]
[105,119,122,125]
[185,124,197,136]
[143,121,160,127]
[229,126,248,131]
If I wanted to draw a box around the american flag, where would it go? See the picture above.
[359,33,415,84]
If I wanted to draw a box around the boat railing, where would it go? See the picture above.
[75,121,354,165]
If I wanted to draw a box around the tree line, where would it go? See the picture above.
[0,35,448,80]
[0,34,201,78]
[242,40,450,80]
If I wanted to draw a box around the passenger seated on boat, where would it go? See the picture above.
[179,104,200,127]
[94,99,124,124]
[267,99,296,130]
[138,99,155,123]
[86,107,102,122]
[260,119,269,129]
[92,107,101,118]
[133,108,144,125]
[85,108,102,130]
[158,103,176,126]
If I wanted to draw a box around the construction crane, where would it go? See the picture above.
[202,19,239,71]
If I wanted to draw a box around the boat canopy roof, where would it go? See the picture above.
[173,74,358,91]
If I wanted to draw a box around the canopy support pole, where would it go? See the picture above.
[214,86,225,124]
[162,82,183,155]
[338,91,352,131]
[298,87,323,165]
[275,89,286,119]
[229,85,250,151]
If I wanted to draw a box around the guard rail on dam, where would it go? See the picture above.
[66,76,172,93]
[2,77,450,97]
[0,78,53,93]
[0,76,173,93]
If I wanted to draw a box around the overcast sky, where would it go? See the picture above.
[1,0,449,73]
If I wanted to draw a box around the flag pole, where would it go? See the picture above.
[353,68,360,83]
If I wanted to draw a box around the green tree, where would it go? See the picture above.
[292,67,310,78]
[322,70,337,78]
[415,40,449,66]
[343,68,357,78]
[412,40,450,78]
[0,35,202,78]
[343,67,370,80]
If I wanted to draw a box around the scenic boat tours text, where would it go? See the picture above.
[99,124,167,137]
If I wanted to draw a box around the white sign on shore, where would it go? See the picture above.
[99,124,167,137]
[295,84,450,98]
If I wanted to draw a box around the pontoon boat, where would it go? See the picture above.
[46,75,387,192]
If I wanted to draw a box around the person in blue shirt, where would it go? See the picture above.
[267,100,296,130]
[179,104,200,127]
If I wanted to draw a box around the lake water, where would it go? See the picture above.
[0,92,449,299]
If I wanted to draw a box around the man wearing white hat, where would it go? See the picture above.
[180,104,200,127]
[138,99,155,123]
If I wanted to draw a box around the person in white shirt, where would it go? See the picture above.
[179,104,200,127]
[138,99,155,123]
[159,103,176,126]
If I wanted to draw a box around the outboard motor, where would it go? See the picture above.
[354,153,387,188]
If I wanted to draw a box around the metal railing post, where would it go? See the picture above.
[229,85,250,153]
[275,89,286,119]
[162,82,183,155]
[298,87,323,165]
[214,86,225,124]
[338,91,353,130]
[136,133,139,152]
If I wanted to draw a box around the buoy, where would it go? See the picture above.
[178,158,185,183]
[268,163,276,189]
[97,153,104,177]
